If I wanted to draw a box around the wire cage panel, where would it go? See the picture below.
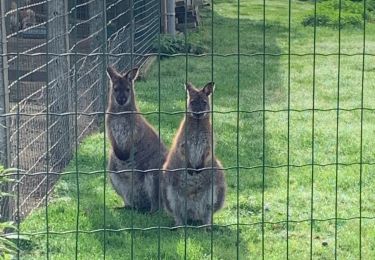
[1,0,159,220]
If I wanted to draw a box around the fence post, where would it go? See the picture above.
[162,0,167,33]
[90,0,106,118]
[166,0,176,36]
[47,0,71,172]
[0,0,11,220]
[64,0,73,156]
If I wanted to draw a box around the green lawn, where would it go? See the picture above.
[20,0,375,259]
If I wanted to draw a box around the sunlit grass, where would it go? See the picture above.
[21,1,375,259]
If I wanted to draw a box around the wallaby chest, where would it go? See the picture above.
[108,113,137,149]
[183,126,210,169]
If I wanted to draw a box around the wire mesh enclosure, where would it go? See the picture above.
[0,0,159,220]
[1,0,375,259]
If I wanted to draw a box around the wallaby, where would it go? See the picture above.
[10,1,37,33]
[9,1,19,33]
[162,82,226,227]
[106,66,168,213]
[20,8,36,30]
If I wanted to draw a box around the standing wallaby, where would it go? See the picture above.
[10,1,19,33]
[162,82,226,226]
[106,66,168,213]
[10,1,37,33]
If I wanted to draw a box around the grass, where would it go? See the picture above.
[19,0,375,258]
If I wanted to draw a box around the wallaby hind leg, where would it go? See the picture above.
[173,214,185,229]
[109,159,131,208]
[145,172,160,213]
[213,185,226,212]
[199,205,214,232]
[203,209,212,224]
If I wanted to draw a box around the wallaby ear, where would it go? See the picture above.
[203,82,215,96]
[106,66,121,82]
[184,82,195,95]
[125,67,140,82]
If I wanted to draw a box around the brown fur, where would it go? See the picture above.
[106,66,168,212]
[162,82,226,226]
[10,1,37,33]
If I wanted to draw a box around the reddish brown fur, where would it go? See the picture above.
[10,1,37,33]
[106,66,168,212]
[162,82,226,226]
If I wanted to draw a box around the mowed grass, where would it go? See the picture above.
[20,0,375,259]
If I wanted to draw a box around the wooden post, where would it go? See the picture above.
[47,0,71,171]
[162,0,167,33]
[64,0,70,70]
[166,0,175,36]
[0,0,12,220]
[90,0,106,116]
[64,0,73,152]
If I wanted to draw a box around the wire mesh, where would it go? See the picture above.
[1,0,160,221]
[0,0,374,259]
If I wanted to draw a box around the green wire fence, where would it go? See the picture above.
[0,0,374,259]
